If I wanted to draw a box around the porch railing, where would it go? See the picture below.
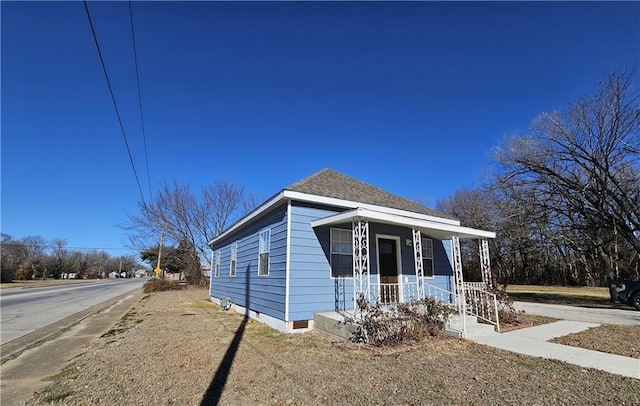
[367,281,500,332]
[369,282,456,306]
[463,281,488,290]
[423,283,457,305]
[463,283,500,332]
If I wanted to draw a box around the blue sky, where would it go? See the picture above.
[2,1,639,257]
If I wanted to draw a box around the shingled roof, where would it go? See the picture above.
[284,168,457,220]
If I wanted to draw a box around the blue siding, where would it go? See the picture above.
[288,204,456,321]
[288,203,353,321]
[211,198,459,325]
[210,204,288,321]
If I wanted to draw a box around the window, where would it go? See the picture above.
[258,229,270,276]
[421,237,434,278]
[214,251,221,278]
[330,228,353,278]
[229,244,237,277]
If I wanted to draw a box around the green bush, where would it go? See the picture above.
[143,278,184,293]
[346,295,454,347]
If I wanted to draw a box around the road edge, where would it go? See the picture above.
[1,289,144,364]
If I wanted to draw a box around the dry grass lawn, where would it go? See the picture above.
[505,284,632,310]
[506,285,610,298]
[552,324,640,359]
[28,288,639,405]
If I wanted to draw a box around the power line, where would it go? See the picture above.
[129,1,152,200]
[82,0,146,206]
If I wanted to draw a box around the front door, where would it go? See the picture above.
[378,237,399,303]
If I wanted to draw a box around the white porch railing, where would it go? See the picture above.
[370,283,403,304]
[367,281,500,332]
[369,282,456,306]
[463,283,500,332]
[463,281,487,290]
[423,283,457,305]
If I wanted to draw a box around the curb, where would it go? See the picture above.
[1,289,144,364]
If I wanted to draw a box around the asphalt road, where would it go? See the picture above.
[0,278,147,346]
[514,301,640,326]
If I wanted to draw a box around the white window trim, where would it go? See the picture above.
[421,237,435,279]
[214,251,221,278]
[329,227,354,279]
[229,243,237,277]
[258,229,270,277]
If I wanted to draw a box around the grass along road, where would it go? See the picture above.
[27,288,639,405]
[506,284,633,310]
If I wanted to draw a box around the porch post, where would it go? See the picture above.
[479,239,492,288]
[352,217,370,310]
[451,236,466,315]
[412,229,424,299]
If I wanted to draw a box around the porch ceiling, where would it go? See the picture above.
[310,208,496,240]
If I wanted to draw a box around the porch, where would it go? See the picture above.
[311,207,499,337]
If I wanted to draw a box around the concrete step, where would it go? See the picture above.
[314,311,358,340]
[446,314,496,338]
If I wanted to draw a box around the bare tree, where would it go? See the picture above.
[20,235,48,278]
[493,72,640,284]
[124,179,246,285]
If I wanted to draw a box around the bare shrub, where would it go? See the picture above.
[490,284,523,325]
[347,295,454,347]
[14,265,33,280]
[143,278,184,293]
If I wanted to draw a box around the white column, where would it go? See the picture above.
[451,236,466,314]
[352,218,370,310]
[412,229,424,299]
[479,239,492,288]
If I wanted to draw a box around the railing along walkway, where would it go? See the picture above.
[463,282,500,332]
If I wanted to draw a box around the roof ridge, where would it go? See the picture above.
[283,168,457,220]
[284,167,333,190]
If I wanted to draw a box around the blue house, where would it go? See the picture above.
[208,169,496,334]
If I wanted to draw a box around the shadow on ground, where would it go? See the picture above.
[200,264,252,406]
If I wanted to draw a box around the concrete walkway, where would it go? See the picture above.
[466,320,640,379]
[514,301,640,326]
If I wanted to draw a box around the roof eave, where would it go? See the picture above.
[310,207,495,240]
[208,191,286,247]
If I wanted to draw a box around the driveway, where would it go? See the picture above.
[514,301,640,326]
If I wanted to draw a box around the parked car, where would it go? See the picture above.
[616,280,640,310]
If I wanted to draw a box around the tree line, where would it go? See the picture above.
[1,234,142,282]
[437,72,639,286]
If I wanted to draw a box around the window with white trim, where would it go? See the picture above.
[229,243,237,277]
[330,228,353,278]
[214,251,221,278]
[421,237,434,278]
[258,229,270,276]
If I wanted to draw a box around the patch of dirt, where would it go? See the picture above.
[498,314,559,333]
[27,287,640,405]
[551,324,640,359]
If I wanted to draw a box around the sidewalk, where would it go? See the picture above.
[466,320,640,379]
[514,301,640,326]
